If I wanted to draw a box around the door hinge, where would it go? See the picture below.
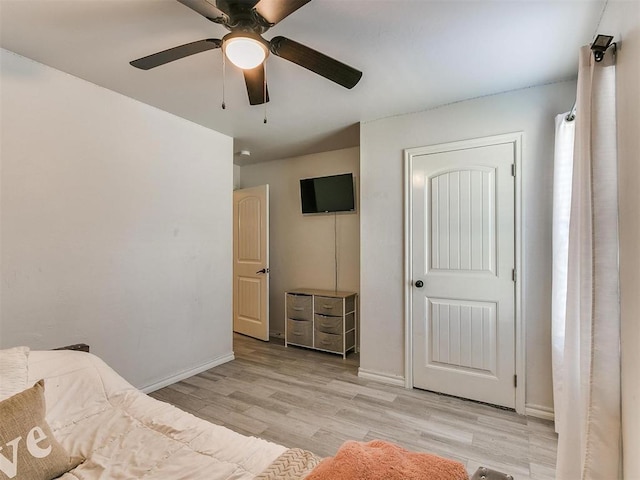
[511,164,516,177]
[512,268,516,282]
[514,375,518,388]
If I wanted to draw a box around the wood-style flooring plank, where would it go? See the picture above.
[150,333,557,479]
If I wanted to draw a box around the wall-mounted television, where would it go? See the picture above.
[300,173,355,214]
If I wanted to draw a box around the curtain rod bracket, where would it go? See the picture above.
[591,34,615,62]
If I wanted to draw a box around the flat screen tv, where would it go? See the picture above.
[300,173,355,214]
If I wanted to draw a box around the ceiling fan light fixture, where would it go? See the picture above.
[224,36,268,70]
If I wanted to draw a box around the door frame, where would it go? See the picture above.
[403,132,525,414]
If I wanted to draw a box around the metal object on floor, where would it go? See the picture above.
[471,466,514,480]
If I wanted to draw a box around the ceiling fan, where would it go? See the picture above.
[130,0,363,106]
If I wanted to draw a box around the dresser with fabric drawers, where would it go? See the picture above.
[285,289,357,358]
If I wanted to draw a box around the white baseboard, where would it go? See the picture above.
[358,368,406,387]
[525,403,555,421]
[140,352,235,394]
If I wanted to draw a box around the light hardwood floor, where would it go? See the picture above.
[151,334,557,479]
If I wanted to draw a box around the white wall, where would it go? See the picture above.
[240,148,360,337]
[599,2,640,478]
[0,50,234,391]
[360,81,576,412]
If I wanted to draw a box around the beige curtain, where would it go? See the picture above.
[554,45,621,479]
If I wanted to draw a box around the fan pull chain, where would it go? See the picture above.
[221,53,226,110]
[263,60,268,124]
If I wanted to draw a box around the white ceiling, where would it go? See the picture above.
[0,0,605,165]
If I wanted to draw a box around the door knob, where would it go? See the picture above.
[256,268,269,274]
[414,280,424,288]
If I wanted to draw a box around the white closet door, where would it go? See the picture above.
[411,141,516,408]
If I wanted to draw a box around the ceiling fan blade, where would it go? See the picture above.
[217,0,260,15]
[243,64,269,105]
[253,0,311,25]
[270,36,362,89]
[130,39,222,70]
[177,0,228,22]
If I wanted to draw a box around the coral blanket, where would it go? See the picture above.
[305,440,469,480]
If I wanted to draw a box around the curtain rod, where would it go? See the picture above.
[566,102,577,122]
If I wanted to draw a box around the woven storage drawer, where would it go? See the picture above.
[315,296,343,316]
[314,330,356,353]
[314,314,343,334]
[314,331,343,353]
[287,318,313,347]
[286,294,313,321]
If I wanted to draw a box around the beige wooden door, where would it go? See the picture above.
[233,185,269,341]
[411,139,516,408]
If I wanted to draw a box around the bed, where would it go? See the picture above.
[0,346,471,480]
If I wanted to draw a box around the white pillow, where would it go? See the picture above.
[0,346,30,400]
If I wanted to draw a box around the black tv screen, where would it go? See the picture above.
[300,173,355,214]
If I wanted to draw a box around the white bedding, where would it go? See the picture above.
[23,350,287,479]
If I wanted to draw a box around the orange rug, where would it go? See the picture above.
[305,440,469,480]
